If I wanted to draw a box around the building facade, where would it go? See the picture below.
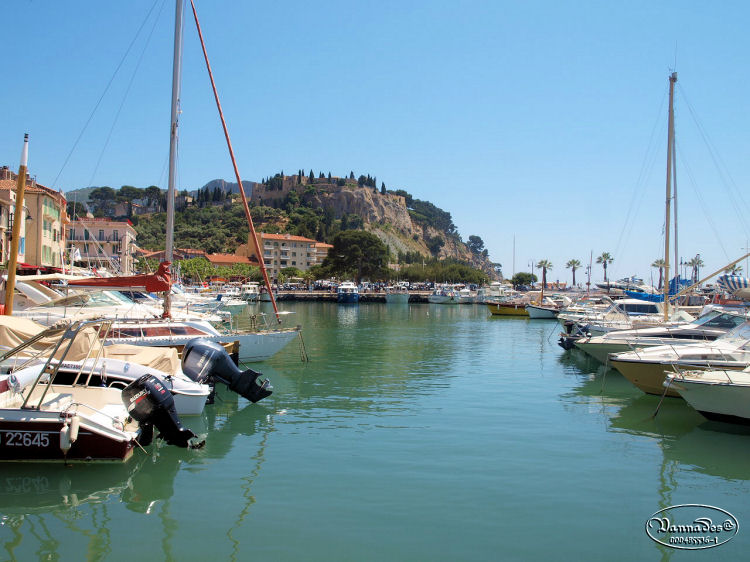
[0,166,67,271]
[237,232,327,280]
[68,218,137,275]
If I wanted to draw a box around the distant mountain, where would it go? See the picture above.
[64,186,99,203]
[194,179,258,198]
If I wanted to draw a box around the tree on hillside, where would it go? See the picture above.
[67,201,88,219]
[381,182,386,194]
[566,259,581,286]
[596,252,614,282]
[118,185,142,201]
[467,235,485,254]
[144,185,163,210]
[323,230,388,282]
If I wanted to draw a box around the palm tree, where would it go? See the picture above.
[724,264,743,275]
[596,252,613,282]
[536,259,552,290]
[686,255,704,283]
[566,259,581,287]
[651,258,665,291]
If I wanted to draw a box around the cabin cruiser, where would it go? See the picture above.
[573,308,749,364]
[428,285,459,305]
[337,281,360,304]
[384,284,410,304]
[608,321,750,396]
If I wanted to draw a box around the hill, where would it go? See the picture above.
[64,172,497,278]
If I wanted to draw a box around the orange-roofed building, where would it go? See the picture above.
[236,232,326,280]
[205,253,259,267]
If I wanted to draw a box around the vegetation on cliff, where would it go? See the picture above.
[68,172,496,280]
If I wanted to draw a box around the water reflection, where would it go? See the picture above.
[0,389,273,560]
[561,349,750,482]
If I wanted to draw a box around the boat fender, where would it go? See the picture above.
[60,422,72,453]
[69,414,80,443]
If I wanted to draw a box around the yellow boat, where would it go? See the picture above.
[486,301,529,317]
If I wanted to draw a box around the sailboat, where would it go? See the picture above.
[49,0,301,363]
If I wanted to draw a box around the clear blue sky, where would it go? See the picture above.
[2,0,749,284]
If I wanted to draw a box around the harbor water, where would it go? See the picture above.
[2,302,749,560]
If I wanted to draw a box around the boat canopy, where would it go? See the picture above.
[67,262,172,293]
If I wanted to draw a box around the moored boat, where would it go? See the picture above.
[337,281,360,304]
[487,300,529,317]
[667,367,750,424]
[0,322,202,461]
[384,285,410,304]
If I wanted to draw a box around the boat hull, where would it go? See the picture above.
[428,295,458,304]
[573,341,633,364]
[672,378,750,424]
[486,303,529,317]
[608,358,682,397]
[525,304,559,319]
[385,293,410,304]
[337,293,360,304]
[0,416,136,462]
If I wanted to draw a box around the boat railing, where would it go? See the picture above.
[60,400,126,431]
[18,320,113,410]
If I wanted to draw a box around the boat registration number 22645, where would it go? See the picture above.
[0,430,52,447]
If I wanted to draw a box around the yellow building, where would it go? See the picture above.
[0,166,67,272]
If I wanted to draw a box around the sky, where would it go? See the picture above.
[2,0,749,285]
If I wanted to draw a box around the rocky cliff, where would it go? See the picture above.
[297,181,494,276]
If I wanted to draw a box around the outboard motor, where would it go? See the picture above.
[122,375,203,448]
[181,339,273,403]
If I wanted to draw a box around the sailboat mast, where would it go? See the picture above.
[663,71,677,321]
[163,0,184,317]
[4,134,29,315]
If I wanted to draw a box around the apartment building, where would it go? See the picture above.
[68,218,137,274]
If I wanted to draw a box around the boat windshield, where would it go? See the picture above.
[695,312,747,330]
[719,321,750,342]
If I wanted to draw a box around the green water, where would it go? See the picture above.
[2,303,750,560]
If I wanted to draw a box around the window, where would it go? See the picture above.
[113,230,119,241]
[99,229,104,240]
[69,228,75,240]
[84,230,90,240]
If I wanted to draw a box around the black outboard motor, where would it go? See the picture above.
[181,339,273,403]
[122,375,203,448]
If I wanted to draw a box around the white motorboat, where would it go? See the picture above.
[428,285,459,305]
[667,367,750,424]
[573,308,748,364]
[609,321,750,396]
[384,285,410,304]
[240,282,260,302]
[0,322,201,461]
[0,318,210,415]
